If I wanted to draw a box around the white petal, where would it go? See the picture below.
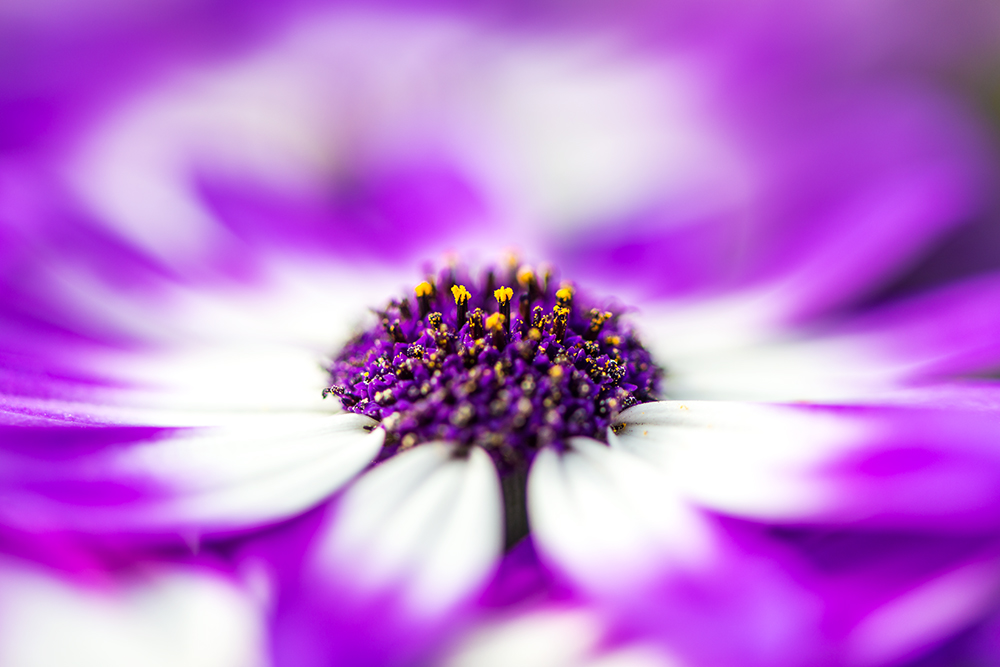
[442,609,601,667]
[441,607,681,667]
[583,647,682,667]
[0,412,382,535]
[39,255,401,350]
[31,257,405,416]
[313,443,503,616]
[528,437,713,594]
[0,557,267,667]
[639,290,790,358]
[0,394,326,429]
[610,401,863,521]
[66,11,733,265]
[92,343,334,414]
[661,335,892,402]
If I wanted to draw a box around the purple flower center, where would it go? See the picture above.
[325,262,662,477]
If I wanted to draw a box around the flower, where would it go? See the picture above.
[4,2,1000,667]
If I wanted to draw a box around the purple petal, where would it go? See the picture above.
[552,44,994,321]
[658,272,1000,401]
[260,443,503,667]
[196,157,491,263]
[595,520,1000,667]
[0,413,382,538]
[614,400,1000,532]
[832,273,1000,382]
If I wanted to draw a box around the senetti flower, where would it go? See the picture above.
[6,2,1000,667]
[325,264,661,550]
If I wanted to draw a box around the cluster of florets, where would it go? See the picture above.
[325,262,661,473]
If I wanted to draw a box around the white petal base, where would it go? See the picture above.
[0,412,383,536]
[528,437,714,595]
[310,442,504,617]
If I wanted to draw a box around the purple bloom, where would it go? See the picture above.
[3,2,1000,666]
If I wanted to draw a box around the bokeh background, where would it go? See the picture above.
[6,1,1000,666]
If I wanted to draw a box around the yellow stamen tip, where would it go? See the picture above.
[451,284,471,304]
[555,286,573,301]
[414,281,433,298]
[493,286,513,304]
[485,312,505,331]
[517,266,534,286]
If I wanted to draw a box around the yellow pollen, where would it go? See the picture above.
[451,284,471,304]
[548,366,564,379]
[555,286,573,301]
[590,311,611,326]
[517,266,535,286]
[485,312,505,331]
[494,286,513,304]
[414,281,433,298]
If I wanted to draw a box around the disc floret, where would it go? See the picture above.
[325,263,661,473]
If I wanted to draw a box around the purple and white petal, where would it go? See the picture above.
[311,442,503,616]
[529,465,828,667]
[0,412,382,537]
[530,452,1000,667]
[441,607,680,667]
[266,443,503,667]
[827,273,1000,384]
[841,552,1000,667]
[555,47,994,322]
[853,380,1000,412]
[528,437,714,595]
[591,524,1000,667]
[48,7,743,275]
[613,401,1000,531]
[0,556,267,667]
[1,254,410,423]
[658,272,1000,401]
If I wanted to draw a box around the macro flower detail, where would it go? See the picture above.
[5,2,1000,666]
[326,260,661,547]
[327,263,659,465]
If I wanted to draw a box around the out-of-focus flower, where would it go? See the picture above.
[4,2,1000,667]
[0,550,266,667]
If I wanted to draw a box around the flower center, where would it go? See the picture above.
[325,261,662,545]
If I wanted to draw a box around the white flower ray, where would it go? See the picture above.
[609,401,871,522]
[314,442,503,616]
[528,437,714,594]
[0,412,383,535]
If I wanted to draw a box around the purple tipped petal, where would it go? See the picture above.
[614,401,1000,532]
[554,73,994,321]
[659,272,1000,401]
[833,273,1000,383]
[528,437,715,595]
[590,522,1000,667]
[265,443,503,667]
[0,413,382,537]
